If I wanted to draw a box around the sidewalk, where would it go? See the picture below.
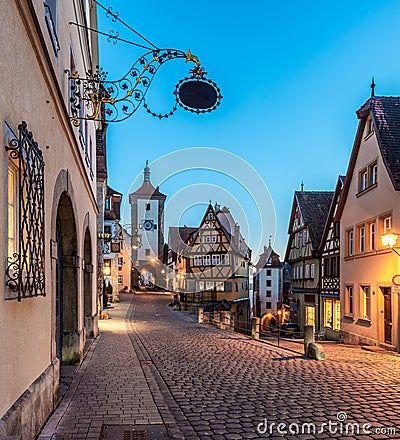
[38,294,172,440]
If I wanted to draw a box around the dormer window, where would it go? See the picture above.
[365,117,374,138]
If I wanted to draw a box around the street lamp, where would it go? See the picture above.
[381,232,400,256]
[277,309,282,346]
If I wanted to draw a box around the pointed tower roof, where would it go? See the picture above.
[130,161,166,199]
[255,244,282,270]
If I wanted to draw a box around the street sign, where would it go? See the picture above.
[392,274,400,286]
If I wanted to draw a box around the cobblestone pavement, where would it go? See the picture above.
[39,293,400,440]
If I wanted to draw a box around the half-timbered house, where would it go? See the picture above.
[182,203,251,330]
[285,191,333,330]
[318,176,345,333]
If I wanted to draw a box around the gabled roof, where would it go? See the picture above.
[189,203,251,257]
[105,185,122,221]
[168,226,198,256]
[358,96,400,190]
[318,176,345,254]
[337,96,400,219]
[215,205,250,255]
[255,245,282,270]
[296,191,333,249]
[107,185,122,197]
[286,191,334,260]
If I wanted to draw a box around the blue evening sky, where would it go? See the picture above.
[98,0,400,260]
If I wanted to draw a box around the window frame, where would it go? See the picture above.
[345,285,354,316]
[369,222,376,251]
[203,255,211,266]
[361,285,371,320]
[212,254,220,265]
[359,225,365,254]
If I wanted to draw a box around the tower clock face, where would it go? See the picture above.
[143,220,154,231]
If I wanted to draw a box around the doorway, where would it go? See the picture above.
[381,287,392,344]
[56,192,80,364]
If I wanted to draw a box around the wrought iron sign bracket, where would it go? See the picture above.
[67,0,222,125]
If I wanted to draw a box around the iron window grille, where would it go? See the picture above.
[5,121,46,301]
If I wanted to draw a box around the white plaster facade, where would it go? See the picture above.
[0,1,100,438]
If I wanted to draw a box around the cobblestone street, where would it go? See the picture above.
[39,293,400,439]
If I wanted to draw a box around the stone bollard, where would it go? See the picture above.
[304,325,314,355]
[251,317,260,340]
[307,342,326,360]
[198,307,204,324]
[219,312,229,330]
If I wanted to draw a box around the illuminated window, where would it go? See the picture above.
[118,275,123,284]
[8,163,17,260]
[305,305,315,328]
[103,259,111,276]
[215,282,224,291]
[334,300,340,330]
[383,216,392,233]
[205,281,214,291]
[324,299,333,328]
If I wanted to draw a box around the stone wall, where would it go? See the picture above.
[0,360,59,440]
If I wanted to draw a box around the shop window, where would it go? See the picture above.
[324,299,333,328]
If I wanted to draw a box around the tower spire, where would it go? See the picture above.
[301,181,304,192]
[144,160,150,182]
[370,77,376,97]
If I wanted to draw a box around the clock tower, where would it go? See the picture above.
[129,161,166,286]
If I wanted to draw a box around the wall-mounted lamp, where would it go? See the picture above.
[381,232,400,256]
[103,259,111,276]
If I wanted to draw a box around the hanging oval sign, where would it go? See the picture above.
[175,77,222,114]
[392,274,400,286]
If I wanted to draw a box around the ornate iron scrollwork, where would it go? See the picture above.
[5,121,46,301]
[67,49,207,125]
